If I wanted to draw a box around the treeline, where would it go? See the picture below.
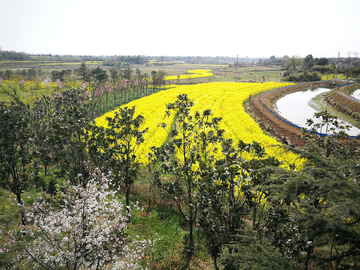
[102,55,147,66]
[283,54,360,82]
[0,50,29,61]
[0,67,43,81]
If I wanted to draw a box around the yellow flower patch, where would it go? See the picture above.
[95,82,305,168]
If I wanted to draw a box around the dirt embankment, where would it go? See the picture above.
[249,81,359,147]
[325,83,360,120]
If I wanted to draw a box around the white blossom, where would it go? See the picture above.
[2,173,155,269]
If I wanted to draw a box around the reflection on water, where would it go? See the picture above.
[351,89,360,100]
[275,88,360,137]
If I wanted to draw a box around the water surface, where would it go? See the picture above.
[275,88,360,137]
[351,89,360,100]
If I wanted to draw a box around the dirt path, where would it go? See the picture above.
[249,81,359,147]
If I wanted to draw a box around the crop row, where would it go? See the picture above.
[95,82,305,168]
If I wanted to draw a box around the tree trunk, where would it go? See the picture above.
[304,246,313,270]
[16,192,25,226]
[213,254,219,270]
[125,186,130,215]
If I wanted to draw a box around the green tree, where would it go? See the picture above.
[283,70,321,82]
[151,70,167,90]
[0,103,40,224]
[77,62,91,82]
[219,226,294,270]
[122,67,133,80]
[299,110,354,158]
[109,67,120,81]
[135,68,142,80]
[262,112,360,269]
[263,142,360,269]
[149,94,224,268]
[51,69,71,83]
[346,66,360,81]
[286,56,302,70]
[5,69,13,80]
[30,95,59,194]
[317,57,329,66]
[91,66,108,83]
[310,65,333,74]
[89,106,148,209]
[304,54,315,70]
[0,82,23,105]
[44,88,97,187]
[26,68,37,81]
[197,139,282,270]
[197,138,247,270]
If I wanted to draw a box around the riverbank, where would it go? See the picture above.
[248,81,359,147]
[325,82,360,120]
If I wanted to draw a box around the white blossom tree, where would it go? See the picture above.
[1,173,154,269]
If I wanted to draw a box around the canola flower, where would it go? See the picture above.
[321,74,349,80]
[165,69,213,81]
[177,64,228,67]
[0,79,83,105]
[95,82,305,169]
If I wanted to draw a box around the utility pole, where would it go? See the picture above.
[335,52,340,80]
[236,55,238,82]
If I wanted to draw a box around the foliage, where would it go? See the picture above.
[262,142,360,269]
[197,139,282,270]
[91,66,108,83]
[149,94,225,267]
[0,50,29,61]
[304,54,315,70]
[2,74,360,270]
[75,62,91,81]
[51,69,72,82]
[344,66,360,81]
[151,70,166,89]
[122,67,133,81]
[0,81,24,105]
[286,56,303,70]
[89,106,148,209]
[316,57,329,66]
[1,174,153,269]
[298,110,356,158]
[219,226,294,270]
[262,111,360,269]
[283,70,322,82]
[0,103,40,216]
[310,64,334,74]
[35,88,97,188]
[102,55,147,66]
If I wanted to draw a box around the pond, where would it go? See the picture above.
[275,88,360,137]
[351,89,360,100]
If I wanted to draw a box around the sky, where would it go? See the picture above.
[1,0,359,59]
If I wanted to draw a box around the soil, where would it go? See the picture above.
[325,89,360,120]
[248,81,360,148]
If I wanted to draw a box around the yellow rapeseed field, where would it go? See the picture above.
[165,69,213,80]
[95,82,305,169]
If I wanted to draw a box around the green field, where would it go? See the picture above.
[0,59,285,83]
